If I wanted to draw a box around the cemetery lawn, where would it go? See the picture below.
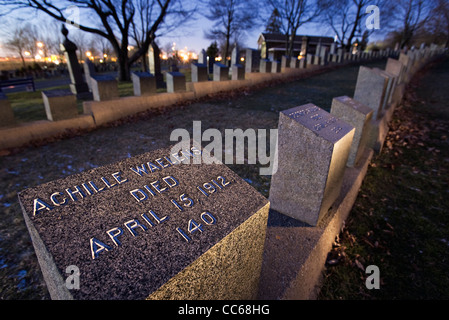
[318,57,449,300]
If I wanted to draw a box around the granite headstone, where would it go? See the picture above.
[353,66,389,119]
[330,96,373,167]
[269,104,355,226]
[18,144,270,300]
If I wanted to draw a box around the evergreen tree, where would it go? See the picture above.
[265,8,282,33]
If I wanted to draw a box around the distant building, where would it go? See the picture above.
[257,33,335,60]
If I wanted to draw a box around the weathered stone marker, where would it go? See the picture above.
[259,59,272,73]
[213,63,229,81]
[90,75,119,102]
[18,144,269,300]
[42,89,78,121]
[269,104,354,226]
[353,66,389,119]
[166,72,186,93]
[330,96,373,167]
[131,72,156,96]
[191,63,208,82]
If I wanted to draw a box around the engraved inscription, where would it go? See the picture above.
[28,147,238,260]
[288,105,319,118]
[313,116,337,131]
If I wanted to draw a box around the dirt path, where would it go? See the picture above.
[318,57,449,299]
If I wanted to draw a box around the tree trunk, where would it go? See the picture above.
[19,53,26,68]
[117,52,131,82]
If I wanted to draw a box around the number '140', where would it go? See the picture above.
[176,211,216,242]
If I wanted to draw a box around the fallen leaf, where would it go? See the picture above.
[354,259,365,271]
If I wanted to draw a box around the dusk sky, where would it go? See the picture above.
[0,2,386,57]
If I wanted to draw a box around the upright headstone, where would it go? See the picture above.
[281,56,291,69]
[90,75,119,102]
[231,64,245,80]
[191,63,209,82]
[320,47,328,65]
[306,54,314,66]
[244,48,259,73]
[373,68,395,109]
[353,66,389,119]
[271,60,281,73]
[330,42,336,54]
[83,59,96,92]
[290,57,299,68]
[330,96,373,167]
[0,92,15,127]
[231,46,239,67]
[315,41,322,56]
[166,72,186,93]
[148,42,165,88]
[42,89,78,121]
[198,49,207,66]
[59,25,89,97]
[213,63,229,81]
[398,53,412,83]
[18,144,270,300]
[269,104,355,226]
[131,72,157,96]
[259,59,272,73]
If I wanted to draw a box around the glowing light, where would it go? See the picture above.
[86,51,92,57]
[24,51,31,56]
[240,57,245,62]
[38,50,44,56]
[37,42,44,48]
[103,53,108,58]
[35,55,42,60]
[215,57,222,62]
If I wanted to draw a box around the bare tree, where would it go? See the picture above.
[395,0,433,48]
[5,25,29,68]
[0,0,195,81]
[267,0,328,57]
[204,0,260,63]
[318,0,394,51]
[429,0,449,48]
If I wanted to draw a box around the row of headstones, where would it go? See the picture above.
[252,47,398,74]
[17,45,446,300]
[269,45,446,226]
[0,45,443,127]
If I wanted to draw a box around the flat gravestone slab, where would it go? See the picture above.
[330,96,373,167]
[18,144,269,300]
[269,104,354,226]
